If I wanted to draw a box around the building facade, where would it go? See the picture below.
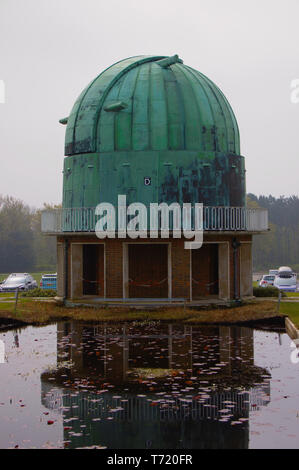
[42,55,268,303]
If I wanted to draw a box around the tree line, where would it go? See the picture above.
[0,196,57,273]
[0,193,298,274]
[248,194,299,272]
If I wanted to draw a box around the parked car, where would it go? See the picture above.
[40,273,57,290]
[259,275,275,287]
[274,266,297,292]
[0,273,37,292]
[269,269,279,276]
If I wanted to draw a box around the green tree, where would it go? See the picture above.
[248,194,299,271]
[0,196,35,272]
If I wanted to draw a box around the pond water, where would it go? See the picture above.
[0,321,298,449]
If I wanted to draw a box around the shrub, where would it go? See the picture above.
[21,288,57,297]
[253,286,286,298]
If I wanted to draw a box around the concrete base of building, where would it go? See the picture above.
[63,297,232,309]
[56,234,253,303]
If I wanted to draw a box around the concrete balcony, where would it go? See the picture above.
[41,206,268,234]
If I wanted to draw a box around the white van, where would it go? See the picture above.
[274,266,297,292]
[269,269,279,276]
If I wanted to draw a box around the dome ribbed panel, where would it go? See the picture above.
[65,55,240,156]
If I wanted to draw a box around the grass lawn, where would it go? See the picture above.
[0,298,282,326]
[280,302,299,328]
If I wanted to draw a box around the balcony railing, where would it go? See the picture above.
[41,206,269,233]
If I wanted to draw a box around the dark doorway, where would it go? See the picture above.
[192,244,219,298]
[128,244,168,298]
[83,244,104,296]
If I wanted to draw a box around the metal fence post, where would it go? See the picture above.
[277,290,282,313]
[14,287,19,313]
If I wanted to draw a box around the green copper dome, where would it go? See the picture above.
[62,55,245,211]
[64,55,240,156]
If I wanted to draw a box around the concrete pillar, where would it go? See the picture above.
[171,239,190,300]
[240,242,253,297]
[218,243,230,299]
[57,242,64,298]
[71,243,83,299]
[168,243,172,299]
[106,239,123,298]
[123,243,129,299]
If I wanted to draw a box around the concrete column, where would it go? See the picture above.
[168,243,172,299]
[123,243,129,299]
[171,239,190,300]
[218,243,230,299]
[240,242,253,297]
[71,243,83,299]
[106,239,123,298]
[57,242,64,298]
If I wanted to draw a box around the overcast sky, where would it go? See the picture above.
[0,0,298,208]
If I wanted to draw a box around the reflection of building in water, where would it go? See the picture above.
[43,387,269,422]
[51,323,259,383]
[41,322,270,449]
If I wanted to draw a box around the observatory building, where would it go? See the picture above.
[42,55,268,304]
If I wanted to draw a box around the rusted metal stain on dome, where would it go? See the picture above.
[158,153,245,207]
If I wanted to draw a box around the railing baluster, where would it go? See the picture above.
[41,206,269,233]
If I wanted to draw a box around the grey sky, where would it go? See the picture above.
[0,0,298,207]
